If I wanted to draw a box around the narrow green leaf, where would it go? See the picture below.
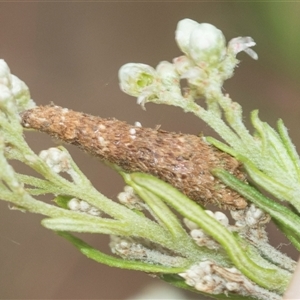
[130,172,291,293]
[57,231,188,273]
[121,171,189,239]
[212,168,300,243]
[277,119,300,181]
[42,217,131,236]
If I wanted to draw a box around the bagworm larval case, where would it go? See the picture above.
[21,105,247,209]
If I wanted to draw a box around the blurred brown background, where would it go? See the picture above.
[0,2,300,299]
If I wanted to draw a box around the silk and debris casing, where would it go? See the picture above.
[21,105,247,209]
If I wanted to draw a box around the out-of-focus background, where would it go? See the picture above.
[0,2,300,299]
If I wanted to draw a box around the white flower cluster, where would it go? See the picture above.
[179,260,256,295]
[118,19,257,107]
[109,236,184,267]
[231,204,270,228]
[39,147,71,174]
[230,204,270,242]
[67,197,101,216]
[184,210,229,250]
[119,60,182,109]
[0,59,35,114]
[117,185,145,210]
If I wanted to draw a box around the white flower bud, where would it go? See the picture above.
[0,59,35,112]
[11,75,36,111]
[214,211,229,227]
[79,200,90,211]
[176,20,226,67]
[189,23,226,67]
[68,198,80,211]
[181,66,207,86]
[156,61,178,81]
[173,55,194,75]
[118,63,157,97]
[190,228,206,239]
[0,59,11,87]
[175,18,199,55]
[39,147,70,173]
[117,191,129,204]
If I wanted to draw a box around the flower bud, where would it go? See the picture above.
[0,59,35,112]
[173,55,194,75]
[39,147,71,173]
[0,59,11,87]
[11,75,35,112]
[175,18,199,55]
[118,63,156,97]
[156,61,179,84]
[181,66,207,87]
[189,23,226,67]
[176,20,226,68]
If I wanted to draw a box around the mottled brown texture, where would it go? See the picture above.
[21,105,248,209]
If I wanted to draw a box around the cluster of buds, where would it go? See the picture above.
[109,236,184,267]
[0,59,35,114]
[38,147,82,184]
[118,19,257,108]
[67,197,101,217]
[184,210,229,250]
[231,204,270,229]
[179,261,258,296]
[230,204,270,242]
[117,185,145,210]
[39,147,71,174]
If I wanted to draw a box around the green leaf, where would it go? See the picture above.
[212,168,300,245]
[129,172,291,293]
[57,231,188,273]
[54,195,73,209]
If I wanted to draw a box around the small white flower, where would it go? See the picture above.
[118,63,157,97]
[156,61,180,91]
[0,59,35,112]
[181,66,207,87]
[117,185,144,210]
[136,87,157,107]
[79,200,90,211]
[228,37,258,60]
[173,55,194,75]
[67,197,101,216]
[156,61,178,80]
[39,147,71,173]
[68,198,80,211]
[214,211,229,227]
